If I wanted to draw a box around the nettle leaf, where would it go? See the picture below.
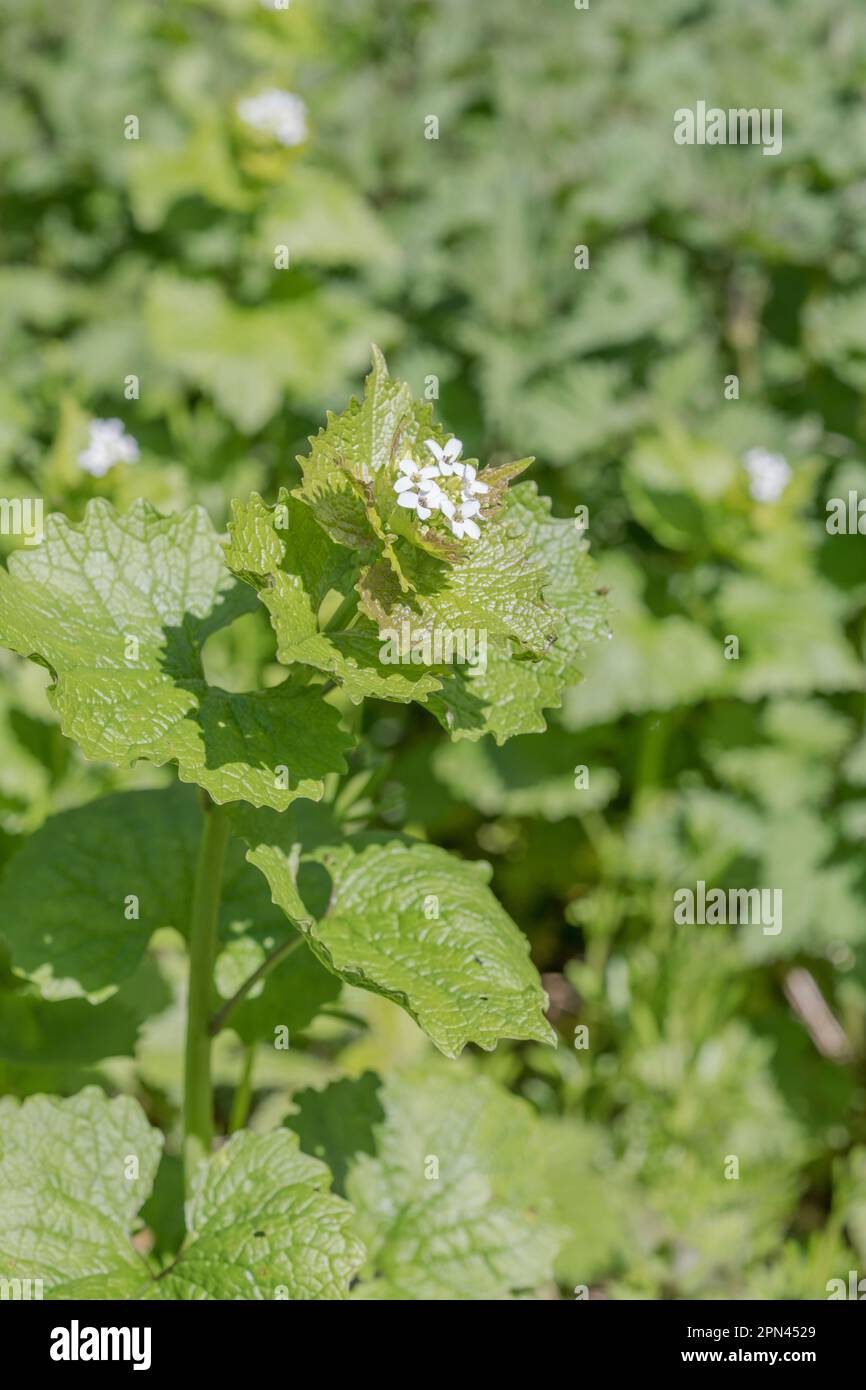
[295,347,530,574]
[0,1090,362,1300]
[230,804,555,1058]
[225,490,441,705]
[225,356,604,744]
[295,345,438,562]
[503,483,609,682]
[0,499,352,808]
[299,1068,562,1300]
[358,503,555,656]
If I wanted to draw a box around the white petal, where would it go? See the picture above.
[469,480,489,494]
[443,438,462,461]
[397,492,420,510]
[425,439,445,463]
[394,476,415,493]
[463,518,481,540]
[461,499,481,519]
[451,461,466,479]
[438,496,456,519]
[398,458,418,477]
[463,464,476,484]
[417,504,432,520]
[451,520,465,539]
[419,464,441,480]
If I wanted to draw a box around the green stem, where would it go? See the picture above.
[228,1043,257,1135]
[183,796,231,1191]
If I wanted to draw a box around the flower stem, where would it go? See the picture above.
[183,795,230,1193]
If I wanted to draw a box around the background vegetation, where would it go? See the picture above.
[1,0,865,1298]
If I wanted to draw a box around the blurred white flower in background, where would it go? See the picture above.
[743,446,791,503]
[236,89,308,147]
[78,419,140,477]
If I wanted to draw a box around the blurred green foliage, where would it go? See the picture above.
[1,0,866,1299]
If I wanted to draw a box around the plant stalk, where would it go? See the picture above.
[228,1043,257,1134]
[183,795,231,1192]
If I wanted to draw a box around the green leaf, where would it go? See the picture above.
[213,934,340,1046]
[296,345,433,555]
[404,484,607,742]
[0,1090,363,1300]
[0,958,170,1065]
[148,1130,364,1300]
[296,347,523,570]
[562,554,727,728]
[217,791,344,1044]
[230,805,555,1058]
[0,786,199,1001]
[0,499,353,808]
[0,784,341,1027]
[0,1088,162,1299]
[286,1072,385,1197]
[343,1068,562,1299]
[257,167,397,269]
[225,491,442,704]
[127,120,250,231]
[423,638,563,743]
[145,276,399,433]
[503,483,609,682]
[432,727,619,820]
[358,493,556,657]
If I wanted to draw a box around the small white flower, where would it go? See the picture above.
[425,437,463,476]
[743,447,791,503]
[421,481,456,519]
[397,490,432,520]
[237,89,308,147]
[78,419,139,477]
[452,508,481,541]
[461,463,489,497]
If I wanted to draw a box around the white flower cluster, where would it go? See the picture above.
[236,89,308,147]
[77,419,139,477]
[393,438,489,540]
[743,446,790,503]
